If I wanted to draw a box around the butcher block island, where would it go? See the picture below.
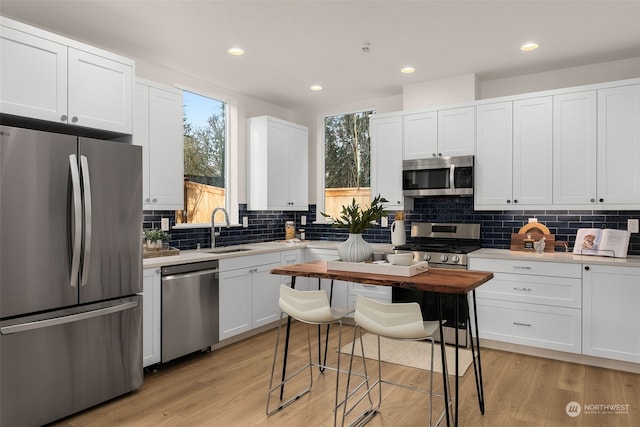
[270,260,493,294]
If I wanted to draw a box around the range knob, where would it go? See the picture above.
[424,253,432,261]
[440,254,449,263]
[451,255,461,264]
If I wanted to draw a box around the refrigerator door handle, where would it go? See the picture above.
[69,154,82,288]
[0,301,139,334]
[80,155,92,287]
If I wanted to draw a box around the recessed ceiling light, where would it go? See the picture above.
[520,42,539,52]
[401,67,415,74]
[227,47,245,56]
[310,85,323,91]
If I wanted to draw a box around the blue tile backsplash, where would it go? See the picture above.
[144,197,640,256]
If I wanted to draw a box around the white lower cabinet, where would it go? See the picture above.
[279,249,305,289]
[305,248,351,311]
[348,283,392,314]
[218,253,282,341]
[470,258,582,354]
[474,299,581,353]
[142,268,161,367]
[582,264,640,363]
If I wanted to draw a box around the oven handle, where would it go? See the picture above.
[450,163,456,190]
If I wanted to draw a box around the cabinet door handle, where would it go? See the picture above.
[71,116,79,123]
[584,266,590,271]
[513,266,532,270]
[513,287,532,291]
[599,198,604,203]
[513,322,532,327]
[60,114,68,122]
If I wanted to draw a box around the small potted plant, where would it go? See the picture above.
[321,194,387,262]
[144,229,170,250]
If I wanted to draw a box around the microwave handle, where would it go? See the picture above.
[450,163,456,190]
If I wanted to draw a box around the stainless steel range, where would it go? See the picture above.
[392,222,481,347]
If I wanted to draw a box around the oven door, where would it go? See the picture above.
[392,267,469,347]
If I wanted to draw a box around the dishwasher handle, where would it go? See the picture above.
[162,268,219,282]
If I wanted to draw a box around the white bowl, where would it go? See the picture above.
[386,253,414,266]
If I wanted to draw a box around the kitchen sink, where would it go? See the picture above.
[200,247,254,254]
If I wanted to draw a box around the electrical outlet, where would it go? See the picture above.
[242,217,249,228]
[628,219,639,233]
[161,218,169,231]
[301,215,307,226]
[381,216,388,227]
[528,218,538,223]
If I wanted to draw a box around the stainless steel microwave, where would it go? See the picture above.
[402,155,474,197]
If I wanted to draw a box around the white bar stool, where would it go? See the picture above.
[266,284,354,425]
[341,295,451,427]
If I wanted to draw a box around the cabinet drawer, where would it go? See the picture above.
[476,299,581,353]
[350,283,392,300]
[219,252,281,271]
[470,257,582,278]
[476,273,581,308]
[280,249,304,265]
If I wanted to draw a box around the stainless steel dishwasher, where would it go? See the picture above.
[161,260,219,363]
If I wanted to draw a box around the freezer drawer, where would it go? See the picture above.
[0,296,143,427]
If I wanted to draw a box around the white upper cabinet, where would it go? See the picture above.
[403,111,438,160]
[437,106,476,157]
[403,107,475,160]
[0,17,133,134]
[475,101,513,207]
[597,84,640,206]
[512,96,553,205]
[0,25,68,122]
[553,91,597,205]
[247,116,308,211]
[476,97,552,209]
[370,114,410,210]
[133,80,184,210]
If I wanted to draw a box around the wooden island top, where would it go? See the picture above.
[271,261,493,294]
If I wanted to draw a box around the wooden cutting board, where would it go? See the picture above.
[518,223,551,236]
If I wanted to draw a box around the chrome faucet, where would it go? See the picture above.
[211,207,230,248]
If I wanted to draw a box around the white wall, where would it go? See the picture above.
[135,58,314,210]
[310,94,403,204]
[403,74,478,110]
[479,57,640,99]
[137,55,640,210]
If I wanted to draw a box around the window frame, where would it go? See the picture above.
[173,85,239,228]
[316,107,376,223]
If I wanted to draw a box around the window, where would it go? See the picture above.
[322,110,375,219]
[176,91,227,225]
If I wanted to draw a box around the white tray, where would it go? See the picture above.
[326,260,429,277]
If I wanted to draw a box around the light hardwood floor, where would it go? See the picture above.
[50,321,639,427]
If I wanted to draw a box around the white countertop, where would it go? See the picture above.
[143,240,395,269]
[144,243,640,270]
[469,248,640,268]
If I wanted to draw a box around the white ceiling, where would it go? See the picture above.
[2,1,640,111]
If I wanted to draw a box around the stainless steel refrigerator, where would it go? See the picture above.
[0,126,143,427]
